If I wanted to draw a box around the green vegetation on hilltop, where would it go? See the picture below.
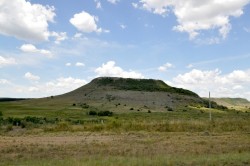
[93,77,199,97]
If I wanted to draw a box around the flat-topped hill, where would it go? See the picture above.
[46,77,214,111]
[4,77,225,112]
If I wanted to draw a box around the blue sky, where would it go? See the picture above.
[1,0,250,100]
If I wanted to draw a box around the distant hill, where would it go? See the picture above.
[0,98,29,102]
[210,98,250,107]
[49,77,218,111]
[6,77,224,111]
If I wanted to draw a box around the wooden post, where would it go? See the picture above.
[209,91,212,121]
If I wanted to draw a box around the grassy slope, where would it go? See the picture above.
[210,98,250,112]
[211,98,250,106]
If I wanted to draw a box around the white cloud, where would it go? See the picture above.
[73,33,83,38]
[24,72,40,81]
[44,77,87,95]
[0,79,10,84]
[244,27,250,33]
[20,44,53,57]
[173,68,250,100]
[107,0,120,4]
[65,63,71,67]
[0,56,17,67]
[95,61,144,78]
[70,11,108,33]
[95,0,102,9]
[120,24,127,29]
[28,86,39,92]
[50,32,68,44]
[136,0,250,40]
[0,0,56,42]
[186,64,194,69]
[158,63,173,72]
[75,62,85,67]
[132,3,138,8]
[233,85,243,90]
[0,76,87,98]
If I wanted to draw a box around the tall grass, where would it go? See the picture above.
[38,118,250,133]
[1,152,249,166]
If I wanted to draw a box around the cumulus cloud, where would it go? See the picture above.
[20,44,53,57]
[172,68,250,100]
[132,3,138,8]
[135,0,250,39]
[107,0,120,4]
[0,56,17,67]
[70,11,108,33]
[158,63,173,72]
[2,77,87,98]
[0,0,56,42]
[50,32,68,44]
[95,61,144,78]
[75,62,85,67]
[46,77,87,89]
[24,72,40,81]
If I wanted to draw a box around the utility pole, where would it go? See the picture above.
[209,91,212,121]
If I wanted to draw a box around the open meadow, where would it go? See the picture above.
[0,99,249,166]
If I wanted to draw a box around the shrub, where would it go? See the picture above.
[7,117,22,126]
[88,110,97,116]
[24,116,42,124]
[72,103,76,106]
[0,111,2,116]
[148,110,151,113]
[167,108,173,111]
[80,103,89,109]
[130,108,134,110]
[5,125,13,132]
[98,111,113,116]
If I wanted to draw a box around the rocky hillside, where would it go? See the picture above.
[50,77,213,111]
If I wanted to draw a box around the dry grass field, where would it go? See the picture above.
[0,131,249,166]
[0,78,249,165]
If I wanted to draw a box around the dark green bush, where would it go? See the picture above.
[0,111,2,116]
[97,111,113,116]
[89,110,97,116]
[167,108,173,111]
[24,116,43,124]
[80,103,89,109]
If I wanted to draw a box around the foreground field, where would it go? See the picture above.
[0,100,250,165]
[0,132,249,166]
